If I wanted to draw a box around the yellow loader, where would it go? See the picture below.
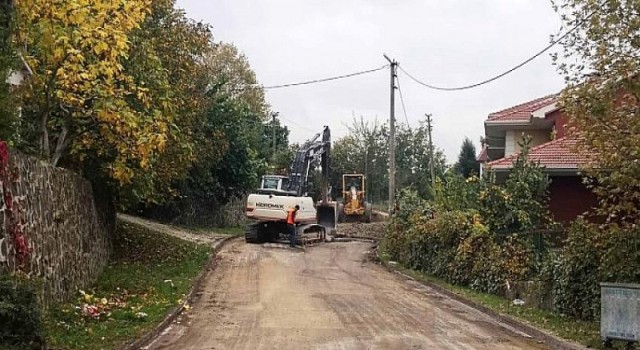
[337,174,372,223]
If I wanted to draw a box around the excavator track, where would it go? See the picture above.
[245,223,262,243]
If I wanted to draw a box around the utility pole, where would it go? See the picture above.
[364,147,368,203]
[426,114,436,188]
[271,112,279,159]
[384,54,397,213]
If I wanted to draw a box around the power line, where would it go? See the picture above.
[230,113,317,134]
[278,115,317,133]
[261,64,389,90]
[398,8,599,92]
[395,73,411,127]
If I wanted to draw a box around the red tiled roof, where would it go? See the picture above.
[486,137,591,170]
[487,94,558,122]
[477,145,488,162]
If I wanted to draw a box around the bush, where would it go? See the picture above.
[384,189,537,298]
[0,276,44,349]
[433,173,480,212]
[553,220,640,320]
[384,191,474,279]
[479,136,551,233]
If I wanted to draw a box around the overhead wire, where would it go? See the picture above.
[217,112,319,135]
[397,7,600,91]
[278,115,317,133]
[395,73,411,128]
[261,64,389,90]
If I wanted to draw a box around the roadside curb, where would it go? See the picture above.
[122,235,239,350]
[377,257,587,350]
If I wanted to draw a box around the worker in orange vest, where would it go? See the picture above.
[287,205,300,247]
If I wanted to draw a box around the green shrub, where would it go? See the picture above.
[553,220,640,321]
[385,192,475,279]
[479,136,551,233]
[385,188,538,298]
[433,173,480,212]
[0,276,44,350]
[449,222,494,287]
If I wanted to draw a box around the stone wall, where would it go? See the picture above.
[0,150,114,306]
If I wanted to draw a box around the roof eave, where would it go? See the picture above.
[487,166,582,175]
[484,119,533,126]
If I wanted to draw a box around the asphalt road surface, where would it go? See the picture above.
[146,240,549,350]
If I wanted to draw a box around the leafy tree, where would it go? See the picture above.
[270,145,295,175]
[480,136,551,232]
[331,118,389,202]
[187,42,269,201]
[400,119,447,199]
[553,0,640,223]
[136,42,270,223]
[262,116,290,165]
[206,43,268,118]
[454,137,479,178]
[118,0,217,204]
[15,0,161,183]
[433,172,481,212]
[0,0,17,142]
[331,117,447,203]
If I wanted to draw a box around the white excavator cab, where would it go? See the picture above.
[259,175,289,192]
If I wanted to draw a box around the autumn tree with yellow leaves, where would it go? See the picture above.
[554,0,640,223]
[5,0,278,219]
[14,0,167,183]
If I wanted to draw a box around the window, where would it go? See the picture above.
[344,176,362,191]
[262,177,280,190]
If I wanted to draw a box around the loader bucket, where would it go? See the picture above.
[316,203,337,232]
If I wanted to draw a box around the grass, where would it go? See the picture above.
[204,226,244,236]
[378,254,610,349]
[44,220,212,350]
[184,225,245,237]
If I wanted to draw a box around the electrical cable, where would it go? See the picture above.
[278,115,318,133]
[398,7,599,91]
[395,73,411,127]
[261,64,388,89]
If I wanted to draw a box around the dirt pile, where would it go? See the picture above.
[336,222,386,239]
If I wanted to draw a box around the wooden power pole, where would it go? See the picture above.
[271,112,279,159]
[426,114,436,188]
[384,55,397,213]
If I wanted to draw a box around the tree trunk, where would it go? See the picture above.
[51,125,68,167]
[40,112,49,159]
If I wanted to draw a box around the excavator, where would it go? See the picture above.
[337,174,372,223]
[244,126,337,243]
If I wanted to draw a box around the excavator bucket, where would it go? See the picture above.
[316,203,337,233]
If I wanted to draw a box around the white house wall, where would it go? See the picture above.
[505,129,551,156]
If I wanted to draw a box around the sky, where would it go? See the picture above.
[175,0,566,162]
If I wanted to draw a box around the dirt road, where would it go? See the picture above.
[146,240,549,350]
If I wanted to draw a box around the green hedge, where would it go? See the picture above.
[0,276,44,350]
[384,211,640,322]
[551,220,640,320]
[383,209,536,296]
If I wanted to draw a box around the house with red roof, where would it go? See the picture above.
[478,94,597,223]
